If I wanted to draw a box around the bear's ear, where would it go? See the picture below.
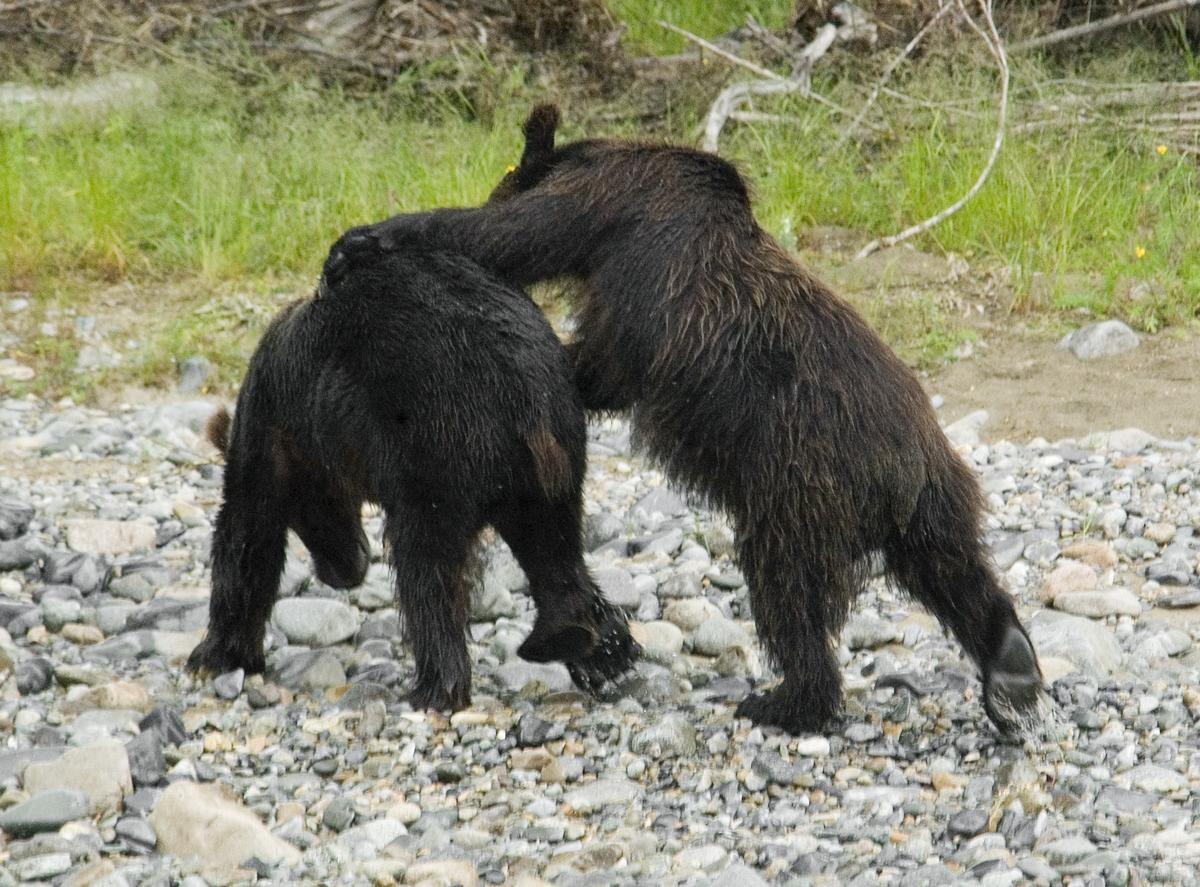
[520,104,559,170]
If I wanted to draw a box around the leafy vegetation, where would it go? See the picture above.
[1,6,1197,399]
[610,0,794,54]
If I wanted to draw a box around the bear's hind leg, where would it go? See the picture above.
[734,545,851,734]
[885,480,1047,736]
[187,435,288,677]
[386,501,478,712]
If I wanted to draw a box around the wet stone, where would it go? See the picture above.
[271,650,347,689]
[125,731,166,787]
[947,809,989,839]
[17,657,54,695]
[0,497,35,539]
[517,714,562,747]
[116,816,158,853]
[322,797,356,832]
[0,536,39,570]
[138,706,187,745]
[0,789,90,838]
[213,668,244,699]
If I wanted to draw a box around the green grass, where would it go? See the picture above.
[0,68,530,287]
[610,0,795,54]
[720,61,1200,330]
[1,20,1198,399]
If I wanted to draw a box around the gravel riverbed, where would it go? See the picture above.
[1,393,1199,886]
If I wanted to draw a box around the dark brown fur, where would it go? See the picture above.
[206,406,232,457]
[527,423,574,501]
[186,245,637,711]
[323,106,1046,735]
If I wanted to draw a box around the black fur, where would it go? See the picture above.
[323,106,1046,735]
[186,246,638,710]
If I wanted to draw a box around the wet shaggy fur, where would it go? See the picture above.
[186,246,637,711]
[323,106,1047,736]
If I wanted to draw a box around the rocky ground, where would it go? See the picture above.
[0,389,1199,887]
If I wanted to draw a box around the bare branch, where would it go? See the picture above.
[792,22,838,82]
[1011,0,1199,53]
[834,1,954,149]
[855,0,1009,260]
[656,20,781,81]
[699,22,843,153]
[729,110,802,125]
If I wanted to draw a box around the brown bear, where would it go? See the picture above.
[322,106,1046,735]
[186,243,638,710]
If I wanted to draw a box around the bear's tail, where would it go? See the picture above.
[206,406,232,459]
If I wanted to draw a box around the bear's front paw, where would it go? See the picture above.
[565,611,640,694]
[185,633,266,677]
[405,678,470,714]
[734,686,839,735]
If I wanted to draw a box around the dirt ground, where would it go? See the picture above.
[927,328,1200,443]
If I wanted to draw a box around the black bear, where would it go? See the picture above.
[186,245,638,711]
[322,105,1047,736]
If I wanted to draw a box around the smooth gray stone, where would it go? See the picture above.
[270,650,347,690]
[126,730,166,787]
[0,747,67,782]
[1059,320,1139,360]
[0,497,34,539]
[213,668,244,700]
[116,816,158,853]
[0,536,39,570]
[0,789,89,837]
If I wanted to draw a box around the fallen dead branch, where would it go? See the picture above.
[1011,0,1200,53]
[671,17,846,153]
[855,0,1008,260]
[656,19,778,80]
[0,0,584,82]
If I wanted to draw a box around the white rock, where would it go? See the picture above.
[65,519,155,555]
[1058,320,1140,360]
[271,598,360,647]
[1084,428,1158,453]
[631,620,683,655]
[944,410,989,448]
[1053,588,1142,619]
[149,781,301,882]
[563,778,642,814]
[674,843,728,872]
[662,598,721,632]
[403,859,479,886]
[1028,611,1123,675]
[794,737,831,757]
[22,740,131,815]
[691,617,752,656]
[1126,764,1188,794]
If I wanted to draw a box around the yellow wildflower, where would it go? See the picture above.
[506,164,517,174]
[1156,144,1168,156]
[1135,245,1146,259]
